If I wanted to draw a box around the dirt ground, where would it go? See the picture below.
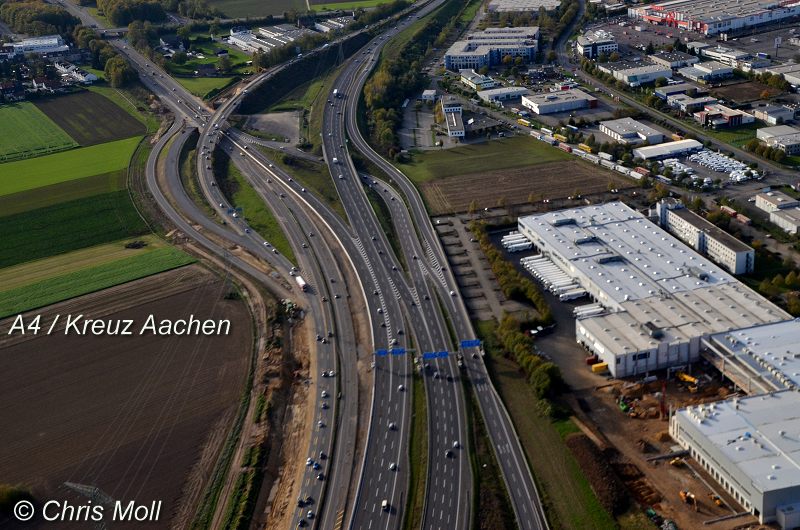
[0,265,253,529]
[572,368,768,530]
[243,112,300,144]
[711,81,784,104]
[420,161,635,215]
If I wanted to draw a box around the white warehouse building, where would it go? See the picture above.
[517,202,787,377]
[671,390,800,527]
[599,118,664,145]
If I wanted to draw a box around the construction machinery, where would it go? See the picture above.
[708,493,724,507]
[676,371,698,385]
[679,490,697,511]
[669,457,684,467]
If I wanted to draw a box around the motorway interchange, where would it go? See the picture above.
[99,2,549,529]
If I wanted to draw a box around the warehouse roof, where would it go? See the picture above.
[633,139,703,159]
[522,88,596,105]
[600,117,663,141]
[674,390,800,494]
[519,202,736,304]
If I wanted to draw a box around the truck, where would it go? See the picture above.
[557,142,572,153]
[553,133,568,142]
[295,276,308,292]
[577,143,593,153]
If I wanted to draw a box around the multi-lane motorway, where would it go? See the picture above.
[70,1,551,528]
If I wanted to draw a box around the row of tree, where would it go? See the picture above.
[496,313,566,404]
[0,0,78,36]
[97,0,165,26]
[470,220,552,323]
[743,138,788,163]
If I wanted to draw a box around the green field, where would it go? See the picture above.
[270,152,346,220]
[224,160,297,264]
[35,91,146,146]
[0,247,195,317]
[398,136,572,183]
[174,76,237,98]
[167,41,252,77]
[0,190,149,269]
[206,0,304,18]
[0,136,142,197]
[0,171,127,217]
[0,102,77,162]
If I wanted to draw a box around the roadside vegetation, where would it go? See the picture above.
[403,373,428,530]
[269,151,347,220]
[475,320,616,530]
[213,149,297,264]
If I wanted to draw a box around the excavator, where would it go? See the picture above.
[676,371,700,393]
[679,490,698,511]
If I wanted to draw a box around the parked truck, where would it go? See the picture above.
[295,276,308,292]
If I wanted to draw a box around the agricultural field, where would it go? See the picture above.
[207,0,304,18]
[35,91,146,146]
[0,102,77,162]
[419,160,635,215]
[398,136,572,184]
[0,270,252,524]
[0,136,142,196]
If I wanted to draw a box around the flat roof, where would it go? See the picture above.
[695,60,732,72]
[520,202,737,304]
[675,391,800,493]
[708,320,800,389]
[522,88,596,104]
[478,86,530,96]
[577,29,616,46]
[446,111,464,133]
[670,207,753,253]
[772,208,800,225]
[632,0,796,24]
[759,125,800,138]
[650,50,695,62]
[756,190,798,208]
[600,117,663,139]
[633,139,703,158]
[655,82,705,95]
[488,0,560,9]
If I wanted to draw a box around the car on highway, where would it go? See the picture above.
[398,384,405,392]
[321,390,328,398]
[445,449,453,458]
[316,473,324,481]
[389,462,397,471]
[317,420,324,428]
[388,421,396,430]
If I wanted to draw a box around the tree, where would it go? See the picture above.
[786,271,798,289]
[645,41,655,54]
[172,51,187,64]
[468,199,478,214]
[218,55,231,73]
[104,56,137,87]
[478,65,489,75]
[773,274,785,288]
[654,76,668,87]
[209,18,220,38]
[502,54,513,65]
[609,51,620,62]
[546,50,557,63]
[530,362,565,399]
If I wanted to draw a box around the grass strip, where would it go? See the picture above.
[403,372,428,530]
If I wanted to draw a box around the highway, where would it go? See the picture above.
[339,10,549,530]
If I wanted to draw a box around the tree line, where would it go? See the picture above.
[74,25,138,87]
[96,0,165,27]
[0,0,78,35]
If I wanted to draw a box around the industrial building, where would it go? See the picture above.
[459,69,497,90]
[759,126,800,155]
[678,61,734,82]
[670,390,800,526]
[487,0,561,11]
[694,103,755,128]
[656,199,754,274]
[516,202,787,378]
[627,0,800,36]
[771,208,800,234]
[753,104,796,125]
[632,139,703,159]
[668,94,718,113]
[648,51,699,69]
[599,61,673,87]
[10,35,69,56]
[228,25,312,53]
[599,118,664,145]
[754,190,799,213]
[444,27,539,70]
[576,30,618,59]
[477,86,530,103]
[655,82,707,99]
[761,63,800,88]
[313,16,353,33]
[441,96,465,137]
[520,88,598,114]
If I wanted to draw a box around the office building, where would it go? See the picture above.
[600,61,673,87]
[459,69,497,90]
[444,27,539,70]
[521,88,597,114]
[753,105,796,126]
[694,104,755,128]
[599,118,664,145]
[656,199,754,274]
[576,30,618,59]
[487,0,561,11]
[627,0,800,36]
[11,35,69,56]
